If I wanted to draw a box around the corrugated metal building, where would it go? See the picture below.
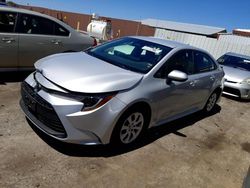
[143,19,250,59]
[142,18,226,37]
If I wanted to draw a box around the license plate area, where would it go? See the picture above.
[25,94,36,112]
[22,87,37,113]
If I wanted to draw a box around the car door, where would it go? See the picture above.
[0,11,18,69]
[191,50,218,105]
[154,50,202,121]
[16,13,69,68]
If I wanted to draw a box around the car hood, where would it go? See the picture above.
[35,52,143,93]
[221,65,250,82]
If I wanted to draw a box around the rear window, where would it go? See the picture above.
[54,23,69,36]
[194,51,216,73]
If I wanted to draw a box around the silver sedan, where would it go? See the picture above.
[20,36,224,146]
[0,6,95,71]
[217,52,250,99]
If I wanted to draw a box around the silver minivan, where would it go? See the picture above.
[20,37,224,146]
[0,6,94,71]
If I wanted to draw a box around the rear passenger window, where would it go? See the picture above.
[18,14,54,35]
[194,51,217,73]
[0,12,17,32]
[54,23,69,36]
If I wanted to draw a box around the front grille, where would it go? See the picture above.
[21,82,67,138]
[224,86,241,97]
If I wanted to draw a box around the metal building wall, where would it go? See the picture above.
[218,35,250,45]
[155,29,250,59]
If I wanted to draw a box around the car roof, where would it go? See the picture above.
[130,36,190,49]
[0,6,73,31]
[1,6,50,17]
[130,36,211,55]
[224,52,250,59]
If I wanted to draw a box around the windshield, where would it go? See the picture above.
[217,54,250,71]
[86,37,172,73]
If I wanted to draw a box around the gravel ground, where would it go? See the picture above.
[0,82,250,188]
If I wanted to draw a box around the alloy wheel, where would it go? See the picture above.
[119,112,144,144]
[206,93,217,112]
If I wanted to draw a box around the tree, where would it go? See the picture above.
[6,1,18,7]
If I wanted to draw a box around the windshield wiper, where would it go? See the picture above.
[118,64,136,72]
[116,63,144,73]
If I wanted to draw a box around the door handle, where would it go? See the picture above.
[210,76,215,81]
[2,37,15,43]
[51,39,62,45]
[190,80,198,87]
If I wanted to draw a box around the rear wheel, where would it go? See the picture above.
[111,107,149,146]
[203,92,218,113]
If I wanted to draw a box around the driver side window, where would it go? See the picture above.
[155,50,194,78]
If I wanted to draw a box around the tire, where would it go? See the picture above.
[203,92,218,113]
[111,107,149,146]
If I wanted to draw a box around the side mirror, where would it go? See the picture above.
[167,70,188,82]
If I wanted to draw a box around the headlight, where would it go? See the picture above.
[80,95,116,111]
[45,87,116,111]
[241,78,250,85]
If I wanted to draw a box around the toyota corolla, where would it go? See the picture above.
[20,36,224,146]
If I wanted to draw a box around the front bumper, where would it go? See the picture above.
[223,81,250,99]
[20,80,126,145]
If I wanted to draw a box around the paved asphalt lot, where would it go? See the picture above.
[0,72,250,188]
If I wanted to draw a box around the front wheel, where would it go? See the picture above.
[111,107,149,146]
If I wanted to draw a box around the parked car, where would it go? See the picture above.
[20,36,224,146]
[0,6,95,72]
[217,52,250,99]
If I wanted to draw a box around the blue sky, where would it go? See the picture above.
[13,0,250,31]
